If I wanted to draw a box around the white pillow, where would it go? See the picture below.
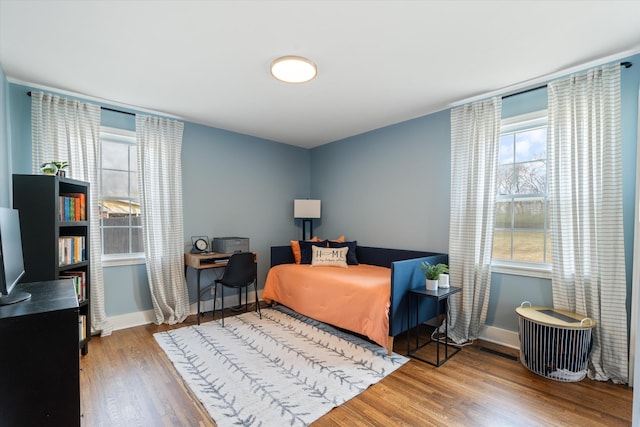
[311,245,348,268]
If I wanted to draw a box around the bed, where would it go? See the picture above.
[263,244,448,354]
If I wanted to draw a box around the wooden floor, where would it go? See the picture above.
[80,309,633,427]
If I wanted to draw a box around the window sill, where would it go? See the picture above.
[491,261,551,280]
[102,254,146,267]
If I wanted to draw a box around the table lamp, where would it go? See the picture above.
[294,199,321,241]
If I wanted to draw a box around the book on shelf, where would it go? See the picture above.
[58,236,86,266]
[79,314,87,341]
[59,193,86,222]
[61,270,86,302]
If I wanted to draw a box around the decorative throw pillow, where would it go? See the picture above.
[290,237,321,264]
[311,245,348,268]
[328,240,359,265]
[299,240,329,264]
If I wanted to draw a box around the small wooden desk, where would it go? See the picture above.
[184,252,257,325]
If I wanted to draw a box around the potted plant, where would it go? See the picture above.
[420,261,449,291]
[40,162,58,175]
[52,161,69,177]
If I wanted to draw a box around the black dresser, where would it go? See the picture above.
[0,279,80,426]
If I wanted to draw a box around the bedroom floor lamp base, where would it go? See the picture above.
[302,219,313,241]
[294,199,321,242]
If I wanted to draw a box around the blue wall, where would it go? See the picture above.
[3,54,638,333]
[179,122,310,313]
[310,109,451,252]
[311,54,639,333]
[6,83,310,317]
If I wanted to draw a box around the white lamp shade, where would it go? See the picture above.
[294,199,321,219]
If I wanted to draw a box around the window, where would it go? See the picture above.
[492,111,551,271]
[99,127,143,263]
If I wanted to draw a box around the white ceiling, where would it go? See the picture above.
[1,1,639,148]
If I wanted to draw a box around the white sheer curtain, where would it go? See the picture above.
[136,115,189,324]
[448,97,501,343]
[547,63,627,383]
[31,91,112,336]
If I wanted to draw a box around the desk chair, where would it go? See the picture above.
[213,252,261,326]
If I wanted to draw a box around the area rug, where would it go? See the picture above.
[154,306,408,427]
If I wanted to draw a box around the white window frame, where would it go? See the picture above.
[492,110,551,279]
[99,126,145,267]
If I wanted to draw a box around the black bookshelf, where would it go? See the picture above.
[13,174,91,355]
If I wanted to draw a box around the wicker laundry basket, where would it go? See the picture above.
[516,302,595,382]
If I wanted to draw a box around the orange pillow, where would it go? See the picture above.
[290,236,345,263]
[290,237,321,264]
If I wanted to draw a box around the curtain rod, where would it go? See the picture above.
[26,60,633,108]
[26,91,136,116]
[502,61,632,100]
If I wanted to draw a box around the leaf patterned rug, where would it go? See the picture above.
[154,306,408,427]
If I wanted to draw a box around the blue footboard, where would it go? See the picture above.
[270,245,448,338]
[389,254,449,336]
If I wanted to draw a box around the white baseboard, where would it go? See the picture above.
[109,309,157,331]
[479,324,520,350]
[109,298,520,352]
[108,291,263,331]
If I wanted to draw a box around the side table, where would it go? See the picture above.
[407,286,462,366]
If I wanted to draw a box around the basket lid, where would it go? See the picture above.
[516,305,595,329]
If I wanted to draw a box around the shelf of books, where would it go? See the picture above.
[13,174,91,355]
[58,236,87,266]
[59,193,86,222]
[60,270,87,304]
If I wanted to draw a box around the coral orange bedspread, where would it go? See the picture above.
[262,263,391,349]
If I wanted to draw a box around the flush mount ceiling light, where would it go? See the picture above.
[270,56,317,83]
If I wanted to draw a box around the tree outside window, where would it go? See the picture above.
[493,114,550,265]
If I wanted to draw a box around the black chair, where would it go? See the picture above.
[213,252,261,326]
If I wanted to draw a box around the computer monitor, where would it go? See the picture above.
[0,208,30,306]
